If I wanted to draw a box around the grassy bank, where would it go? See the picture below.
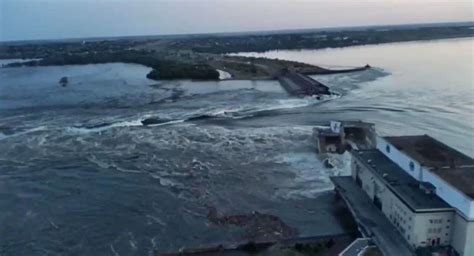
[4,51,220,80]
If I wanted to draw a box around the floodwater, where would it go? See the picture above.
[0,38,473,255]
[235,38,474,155]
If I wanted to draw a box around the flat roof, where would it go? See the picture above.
[431,167,474,199]
[352,149,452,212]
[384,135,474,168]
[384,135,474,199]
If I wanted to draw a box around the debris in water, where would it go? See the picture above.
[59,76,68,87]
[207,206,299,241]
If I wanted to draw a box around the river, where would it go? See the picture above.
[0,38,472,255]
[234,38,474,155]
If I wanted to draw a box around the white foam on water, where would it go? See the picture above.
[216,69,232,80]
[112,164,143,174]
[88,155,145,174]
[62,88,340,136]
[95,119,143,131]
[0,126,48,141]
[149,173,183,188]
[110,244,120,256]
[128,232,138,250]
[0,58,42,66]
[150,237,159,251]
[146,215,166,226]
[66,119,142,134]
[273,151,351,199]
[66,119,144,134]
[145,119,185,127]
[87,155,113,169]
[247,94,340,113]
[66,115,189,133]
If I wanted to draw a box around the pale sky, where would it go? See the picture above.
[0,0,473,41]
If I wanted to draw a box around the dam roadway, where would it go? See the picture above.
[278,72,331,97]
[277,65,371,97]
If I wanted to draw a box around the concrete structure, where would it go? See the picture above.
[338,238,373,256]
[332,176,414,256]
[313,121,376,154]
[313,128,343,154]
[278,72,330,97]
[352,150,455,249]
[375,135,474,256]
[340,134,474,255]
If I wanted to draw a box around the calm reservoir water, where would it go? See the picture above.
[0,38,473,255]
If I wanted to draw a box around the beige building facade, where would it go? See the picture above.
[351,150,454,249]
[376,135,474,256]
[348,135,474,255]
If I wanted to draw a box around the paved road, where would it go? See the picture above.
[331,176,414,256]
[339,238,371,256]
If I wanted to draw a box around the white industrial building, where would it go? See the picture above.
[349,135,474,255]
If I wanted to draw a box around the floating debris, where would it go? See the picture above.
[59,76,68,87]
[207,206,299,241]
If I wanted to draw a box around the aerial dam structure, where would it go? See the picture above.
[277,65,370,97]
[278,72,331,97]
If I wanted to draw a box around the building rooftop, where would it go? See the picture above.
[352,149,452,212]
[384,135,474,168]
[431,167,474,199]
[384,135,474,199]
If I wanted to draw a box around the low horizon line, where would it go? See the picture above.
[1,20,473,44]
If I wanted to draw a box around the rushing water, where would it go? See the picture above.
[235,38,474,155]
[0,38,473,255]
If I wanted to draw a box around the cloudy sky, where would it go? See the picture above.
[1,0,473,41]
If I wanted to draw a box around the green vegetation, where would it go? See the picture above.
[4,51,219,80]
[146,64,219,80]
[176,25,474,53]
[1,23,472,80]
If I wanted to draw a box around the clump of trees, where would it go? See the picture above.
[5,51,219,80]
[183,25,474,54]
[146,64,219,80]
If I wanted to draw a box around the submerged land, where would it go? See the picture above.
[0,24,474,255]
[1,22,473,81]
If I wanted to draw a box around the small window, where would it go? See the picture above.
[409,161,415,171]
[386,145,391,153]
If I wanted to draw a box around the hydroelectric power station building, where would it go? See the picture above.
[330,130,474,255]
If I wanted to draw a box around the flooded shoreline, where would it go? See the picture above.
[0,38,472,255]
